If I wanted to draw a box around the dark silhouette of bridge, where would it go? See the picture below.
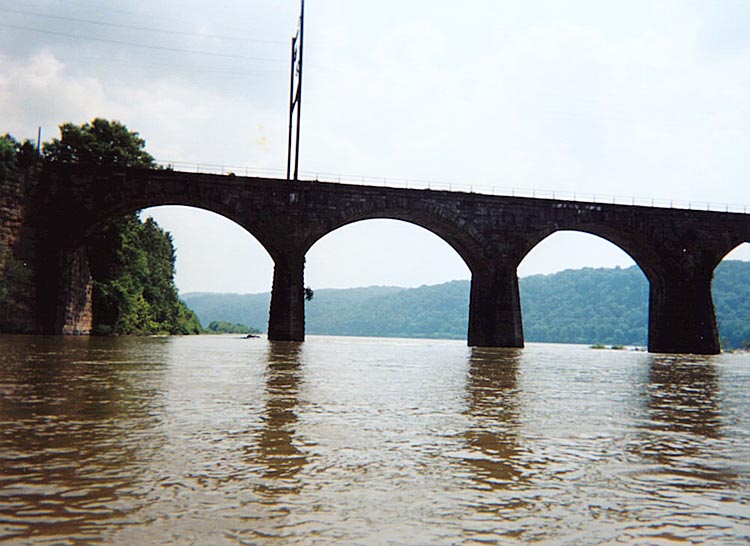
[35,165,750,354]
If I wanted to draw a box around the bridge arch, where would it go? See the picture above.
[290,203,507,346]
[518,230,649,347]
[50,202,276,336]
[714,238,750,267]
[298,205,490,277]
[35,167,285,335]
[306,218,471,288]
[304,219,471,339]
[517,225,660,284]
[66,189,278,261]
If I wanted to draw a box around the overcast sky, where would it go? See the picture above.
[2,1,749,294]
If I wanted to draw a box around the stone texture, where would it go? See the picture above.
[58,247,93,335]
[0,170,38,333]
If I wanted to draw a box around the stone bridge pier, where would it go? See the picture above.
[648,272,719,354]
[467,252,526,348]
[646,238,737,355]
[467,265,524,348]
[267,250,306,342]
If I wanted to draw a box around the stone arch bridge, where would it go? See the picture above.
[33,165,750,354]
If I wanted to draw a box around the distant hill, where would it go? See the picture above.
[520,266,648,345]
[182,261,750,349]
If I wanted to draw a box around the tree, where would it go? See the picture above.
[43,118,201,335]
[0,134,17,177]
[1,134,38,178]
[43,118,154,167]
[206,321,260,334]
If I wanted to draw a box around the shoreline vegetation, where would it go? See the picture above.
[205,321,260,335]
[590,343,630,350]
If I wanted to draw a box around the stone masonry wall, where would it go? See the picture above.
[0,170,37,332]
[0,168,93,334]
[58,247,93,335]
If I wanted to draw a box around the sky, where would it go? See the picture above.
[2,1,750,294]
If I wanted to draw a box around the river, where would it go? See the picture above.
[0,334,748,544]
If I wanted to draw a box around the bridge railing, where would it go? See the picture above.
[155,159,749,215]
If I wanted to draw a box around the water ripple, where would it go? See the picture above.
[0,336,749,544]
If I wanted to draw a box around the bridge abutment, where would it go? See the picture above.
[468,265,524,348]
[267,253,306,342]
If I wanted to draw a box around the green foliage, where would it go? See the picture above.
[520,266,649,346]
[181,292,270,334]
[183,283,468,339]
[206,321,260,334]
[0,134,17,178]
[713,260,750,349]
[43,118,154,167]
[1,134,39,178]
[87,213,201,335]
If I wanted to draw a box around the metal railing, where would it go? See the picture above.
[155,159,749,214]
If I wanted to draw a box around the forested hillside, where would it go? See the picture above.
[713,260,750,348]
[183,261,750,348]
[520,266,648,345]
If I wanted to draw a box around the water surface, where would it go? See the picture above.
[0,335,748,544]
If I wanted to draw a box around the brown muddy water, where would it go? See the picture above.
[0,334,748,545]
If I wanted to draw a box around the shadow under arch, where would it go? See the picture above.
[303,218,471,339]
[517,230,649,346]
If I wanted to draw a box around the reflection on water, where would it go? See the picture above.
[1,335,749,544]
[633,355,738,492]
[644,355,722,439]
[249,342,307,495]
[615,354,749,544]
[463,347,524,488]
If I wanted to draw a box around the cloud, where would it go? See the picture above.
[0,47,289,173]
[0,50,107,140]
[3,2,750,292]
[302,5,750,206]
